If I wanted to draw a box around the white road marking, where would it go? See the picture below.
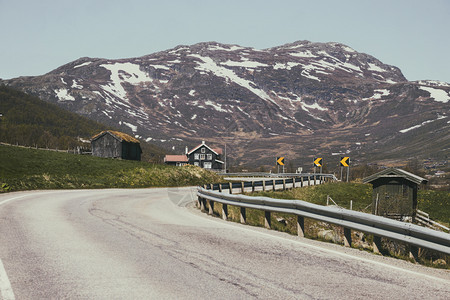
[0,195,29,207]
[0,259,15,300]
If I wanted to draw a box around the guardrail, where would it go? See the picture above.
[197,177,450,258]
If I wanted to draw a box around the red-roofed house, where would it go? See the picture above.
[164,155,189,166]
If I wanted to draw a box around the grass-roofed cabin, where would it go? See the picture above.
[91,131,142,161]
[363,168,427,220]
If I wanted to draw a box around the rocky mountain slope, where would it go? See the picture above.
[2,41,449,169]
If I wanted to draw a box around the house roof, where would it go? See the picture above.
[164,155,188,163]
[362,168,428,185]
[187,141,220,155]
[92,131,140,144]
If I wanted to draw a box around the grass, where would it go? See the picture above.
[0,144,222,191]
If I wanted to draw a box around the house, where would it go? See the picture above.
[164,141,224,171]
[164,155,189,166]
[362,168,427,220]
[91,130,142,161]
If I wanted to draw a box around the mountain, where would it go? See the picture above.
[2,41,449,170]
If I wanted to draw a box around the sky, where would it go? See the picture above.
[1,0,449,82]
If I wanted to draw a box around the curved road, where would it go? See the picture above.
[0,188,448,299]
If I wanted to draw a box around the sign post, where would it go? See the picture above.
[340,157,350,182]
[314,158,323,174]
[276,157,285,174]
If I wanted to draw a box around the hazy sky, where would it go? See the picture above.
[1,0,449,82]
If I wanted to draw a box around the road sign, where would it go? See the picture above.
[340,156,350,167]
[314,157,322,167]
[276,157,285,166]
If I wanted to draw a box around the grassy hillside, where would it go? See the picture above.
[0,85,167,162]
[0,145,222,191]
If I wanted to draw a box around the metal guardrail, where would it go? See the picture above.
[197,180,450,256]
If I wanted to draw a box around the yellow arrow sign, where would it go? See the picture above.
[314,157,322,167]
[340,157,350,167]
[276,157,285,166]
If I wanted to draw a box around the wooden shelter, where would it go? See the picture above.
[363,168,427,220]
[91,131,142,161]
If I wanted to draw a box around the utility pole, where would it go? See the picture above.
[224,143,227,173]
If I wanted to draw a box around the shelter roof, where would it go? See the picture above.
[362,168,427,185]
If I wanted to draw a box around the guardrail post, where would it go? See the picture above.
[308,176,311,186]
[241,182,245,194]
[219,183,222,192]
[301,176,304,187]
[208,200,214,215]
[283,179,286,190]
[344,227,352,247]
[252,181,255,192]
[263,180,266,191]
[222,204,228,220]
[240,207,246,224]
[373,236,382,254]
[265,211,271,229]
[272,179,276,191]
[210,183,214,190]
[229,182,233,194]
[409,246,419,261]
[200,197,206,211]
[293,178,296,188]
[297,216,305,237]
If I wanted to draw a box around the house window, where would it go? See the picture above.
[201,147,205,153]
[204,162,212,169]
[200,154,205,160]
[194,153,199,160]
[194,162,199,166]
[207,154,212,160]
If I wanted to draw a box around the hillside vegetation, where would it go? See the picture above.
[0,145,222,191]
[0,85,167,162]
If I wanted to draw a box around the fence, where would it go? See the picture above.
[197,176,450,258]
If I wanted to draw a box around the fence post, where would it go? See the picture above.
[264,211,271,229]
[373,236,382,254]
[222,203,228,220]
[297,215,305,237]
[344,227,352,247]
[229,182,233,194]
[208,200,214,215]
[240,207,246,224]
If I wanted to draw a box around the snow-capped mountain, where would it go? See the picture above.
[2,41,449,168]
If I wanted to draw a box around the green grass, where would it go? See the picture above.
[0,145,222,191]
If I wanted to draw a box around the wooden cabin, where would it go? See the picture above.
[363,168,427,220]
[91,131,142,161]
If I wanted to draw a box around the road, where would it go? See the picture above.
[0,188,448,299]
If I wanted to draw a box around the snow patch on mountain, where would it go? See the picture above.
[74,61,92,68]
[221,58,269,68]
[400,115,447,133]
[419,86,450,103]
[100,62,152,102]
[189,54,278,106]
[55,88,75,101]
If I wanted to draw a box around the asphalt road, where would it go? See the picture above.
[0,188,448,299]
